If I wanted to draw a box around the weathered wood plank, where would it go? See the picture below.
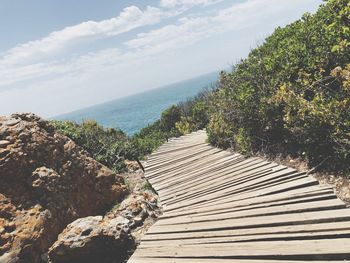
[132,238,350,259]
[148,208,350,234]
[156,199,346,226]
[142,221,350,241]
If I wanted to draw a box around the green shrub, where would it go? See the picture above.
[160,105,182,134]
[207,112,234,149]
[141,181,157,194]
[51,120,130,172]
[206,0,350,173]
[175,116,196,135]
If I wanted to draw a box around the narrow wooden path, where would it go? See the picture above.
[128,130,350,262]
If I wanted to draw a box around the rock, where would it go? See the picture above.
[132,216,144,228]
[0,148,10,158]
[0,140,10,147]
[108,190,161,231]
[0,113,129,263]
[124,160,142,172]
[48,190,161,263]
[48,216,135,263]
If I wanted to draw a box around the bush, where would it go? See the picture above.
[51,120,131,172]
[160,105,182,134]
[206,0,350,173]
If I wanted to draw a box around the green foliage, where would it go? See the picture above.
[51,120,131,172]
[191,101,209,129]
[207,111,234,149]
[141,181,157,194]
[175,116,196,135]
[206,0,350,172]
[160,105,182,134]
[131,121,166,158]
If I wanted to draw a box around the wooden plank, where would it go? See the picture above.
[139,228,350,247]
[142,221,350,242]
[161,165,292,205]
[147,147,220,178]
[148,149,232,184]
[164,174,318,212]
[148,208,350,234]
[146,144,215,170]
[133,238,350,258]
[162,188,336,219]
[156,199,346,226]
[158,158,270,196]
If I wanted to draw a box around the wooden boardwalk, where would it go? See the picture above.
[128,130,350,263]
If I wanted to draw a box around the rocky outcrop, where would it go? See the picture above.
[48,190,161,263]
[0,113,128,263]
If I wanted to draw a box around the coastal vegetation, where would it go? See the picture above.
[51,120,143,172]
[137,0,350,175]
[52,0,350,175]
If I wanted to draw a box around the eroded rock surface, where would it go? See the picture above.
[48,216,134,263]
[0,113,128,263]
[48,189,161,263]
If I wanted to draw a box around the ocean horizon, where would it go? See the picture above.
[54,71,219,135]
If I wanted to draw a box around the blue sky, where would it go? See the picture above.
[0,0,323,117]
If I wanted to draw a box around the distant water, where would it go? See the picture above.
[54,72,219,135]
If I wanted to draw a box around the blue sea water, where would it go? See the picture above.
[54,71,219,135]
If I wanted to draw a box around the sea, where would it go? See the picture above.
[54,71,219,135]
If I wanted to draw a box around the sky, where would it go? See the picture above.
[0,0,323,117]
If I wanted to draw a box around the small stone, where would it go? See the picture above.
[0,140,10,147]
[2,232,11,241]
[5,222,16,232]
[133,216,143,226]
[0,149,10,158]
[41,252,48,262]
[4,119,19,127]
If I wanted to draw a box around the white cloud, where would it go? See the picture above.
[127,0,319,53]
[0,0,221,68]
[160,0,221,8]
[0,4,180,87]
[126,17,209,51]
[0,5,175,66]
[0,0,221,87]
